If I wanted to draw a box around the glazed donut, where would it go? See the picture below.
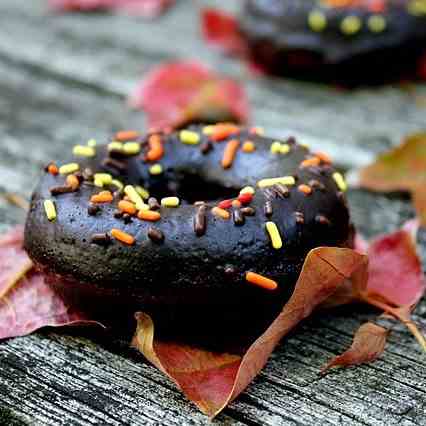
[239,0,426,84]
[24,125,353,345]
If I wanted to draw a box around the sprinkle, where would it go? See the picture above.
[315,214,331,226]
[59,163,80,175]
[308,10,327,32]
[138,210,161,222]
[114,210,124,219]
[218,199,233,209]
[257,176,296,188]
[211,123,240,141]
[118,200,137,215]
[180,130,200,145]
[265,221,283,249]
[123,213,133,224]
[222,139,240,169]
[309,179,325,191]
[90,190,113,204]
[135,186,150,200]
[149,164,163,175]
[123,142,141,155]
[94,173,113,187]
[298,184,312,195]
[368,14,386,32]
[147,227,164,243]
[332,172,347,192]
[233,208,245,226]
[246,272,278,291]
[66,174,80,190]
[264,201,273,217]
[102,157,126,172]
[408,0,426,16]
[90,233,110,246]
[294,212,305,224]
[241,207,255,216]
[242,140,256,153]
[73,145,95,158]
[212,206,230,220]
[240,186,255,195]
[341,16,362,35]
[200,140,213,155]
[270,141,282,154]
[87,203,100,216]
[300,157,321,168]
[232,199,242,208]
[280,144,290,155]
[148,197,160,211]
[315,151,332,164]
[87,139,97,147]
[124,185,146,210]
[115,130,139,142]
[250,126,264,136]
[46,163,59,175]
[194,205,207,236]
[146,134,164,162]
[202,125,216,135]
[108,142,123,153]
[50,185,74,196]
[161,196,180,208]
[44,200,57,221]
[274,184,290,198]
[82,168,94,180]
[238,193,253,205]
[111,179,124,192]
[111,228,135,245]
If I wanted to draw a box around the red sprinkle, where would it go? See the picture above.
[218,199,233,209]
[238,193,253,205]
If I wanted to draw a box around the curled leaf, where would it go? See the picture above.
[129,61,250,130]
[133,247,367,417]
[0,226,100,339]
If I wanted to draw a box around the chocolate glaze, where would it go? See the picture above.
[240,0,426,85]
[24,126,352,346]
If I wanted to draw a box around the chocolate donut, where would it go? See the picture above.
[240,0,426,85]
[24,125,353,346]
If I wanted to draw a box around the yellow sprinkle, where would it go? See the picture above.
[367,15,386,33]
[265,221,283,250]
[73,145,95,158]
[180,130,200,145]
[308,10,327,32]
[59,163,80,175]
[44,199,57,222]
[270,142,282,154]
[111,179,124,192]
[93,173,112,188]
[149,164,163,175]
[202,125,216,135]
[341,16,362,35]
[123,142,141,155]
[257,176,296,188]
[408,0,426,15]
[87,138,97,147]
[280,144,290,155]
[124,185,146,210]
[240,186,255,195]
[161,197,180,208]
[135,185,150,200]
[332,172,347,192]
[108,142,123,152]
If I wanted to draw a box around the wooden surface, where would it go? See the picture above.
[0,1,425,424]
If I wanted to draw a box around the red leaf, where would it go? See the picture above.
[49,0,175,17]
[0,226,100,339]
[322,322,389,373]
[132,247,367,417]
[201,9,247,56]
[129,61,250,130]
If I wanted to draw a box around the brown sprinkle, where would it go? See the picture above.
[241,207,255,216]
[274,184,290,198]
[87,203,100,216]
[200,140,213,155]
[194,205,207,236]
[148,227,164,243]
[91,233,111,246]
[309,179,325,191]
[102,157,127,172]
[148,197,161,211]
[294,212,305,224]
[264,201,273,217]
[49,185,75,196]
[233,208,245,226]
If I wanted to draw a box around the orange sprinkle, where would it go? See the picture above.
[66,174,80,190]
[212,206,230,220]
[222,139,240,169]
[300,157,321,168]
[211,124,240,142]
[118,200,137,215]
[90,190,113,204]
[246,272,278,291]
[111,228,135,245]
[242,140,256,153]
[232,199,242,208]
[298,184,312,195]
[146,134,164,162]
[315,151,332,164]
[115,130,140,142]
[137,210,161,222]
[47,164,59,175]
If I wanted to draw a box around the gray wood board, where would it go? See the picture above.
[0,0,425,425]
